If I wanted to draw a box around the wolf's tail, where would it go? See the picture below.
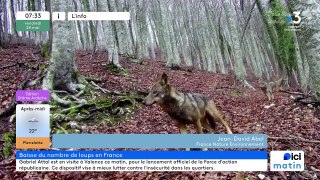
[206,101,233,134]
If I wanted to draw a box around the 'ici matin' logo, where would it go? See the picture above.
[270,151,304,171]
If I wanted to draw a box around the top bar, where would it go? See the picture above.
[68,12,130,20]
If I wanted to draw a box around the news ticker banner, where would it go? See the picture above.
[52,134,267,148]
[16,150,268,171]
[16,11,130,31]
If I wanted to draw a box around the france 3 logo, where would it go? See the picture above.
[287,12,301,25]
[270,151,304,171]
[286,12,301,31]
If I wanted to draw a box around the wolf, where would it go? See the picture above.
[259,77,285,100]
[142,73,233,134]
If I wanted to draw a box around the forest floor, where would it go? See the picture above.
[0,44,320,179]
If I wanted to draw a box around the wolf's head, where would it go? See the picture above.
[142,73,172,106]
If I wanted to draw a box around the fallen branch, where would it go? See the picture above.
[90,81,124,96]
[28,74,45,86]
[298,100,320,107]
[61,103,87,114]
[215,86,239,90]
[85,76,102,82]
[268,136,320,144]
[90,81,109,94]
[0,61,31,70]
[53,90,69,94]
[292,95,320,107]
[279,90,310,96]
[0,63,19,69]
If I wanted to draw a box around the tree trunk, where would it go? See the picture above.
[0,0,3,46]
[43,0,84,94]
[99,0,122,69]
[221,0,247,84]
[45,0,52,54]
[9,0,17,36]
[83,0,96,50]
[3,0,9,44]
[134,0,149,59]
[256,0,281,74]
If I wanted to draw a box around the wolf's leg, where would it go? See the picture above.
[199,118,211,151]
[201,118,215,134]
[176,121,188,134]
[195,119,204,134]
[207,101,233,134]
[192,119,208,151]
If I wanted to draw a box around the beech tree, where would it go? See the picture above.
[43,0,86,104]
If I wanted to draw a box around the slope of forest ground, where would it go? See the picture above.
[0,45,319,179]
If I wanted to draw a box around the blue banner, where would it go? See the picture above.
[16,150,267,159]
[52,134,267,148]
